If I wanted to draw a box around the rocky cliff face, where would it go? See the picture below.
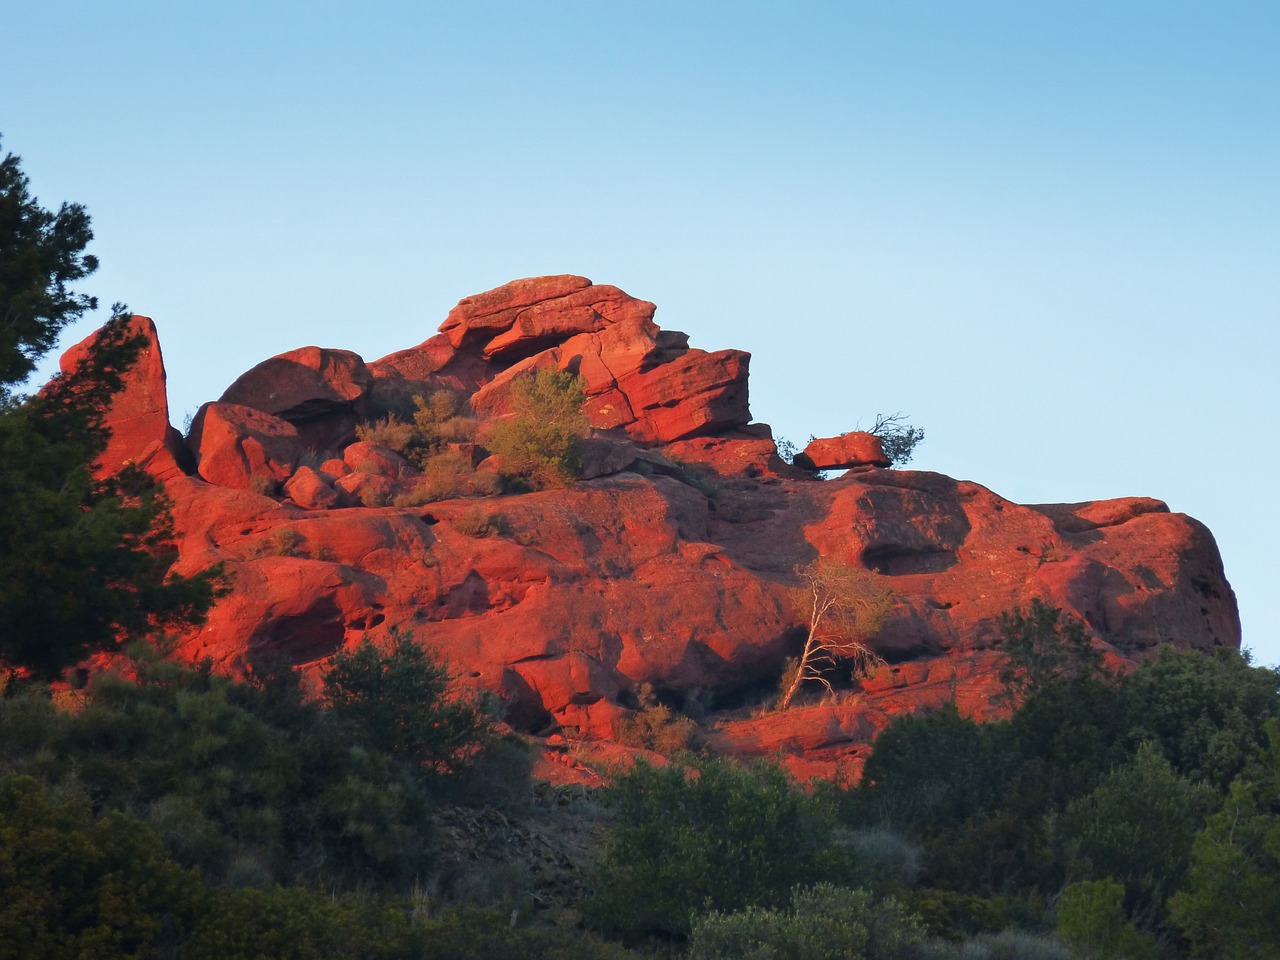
[61,276,1241,778]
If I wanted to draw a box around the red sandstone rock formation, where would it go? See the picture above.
[59,315,187,477]
[58,278,1242,778]
[797,432,891,470]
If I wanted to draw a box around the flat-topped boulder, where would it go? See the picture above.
[796,432,891,470]
[220,346,374,450]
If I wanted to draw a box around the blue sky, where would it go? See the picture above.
[5,2,1277,663]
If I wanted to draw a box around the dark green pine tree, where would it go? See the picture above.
[0,134,224,685]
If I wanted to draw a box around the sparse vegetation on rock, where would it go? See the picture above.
[484,366,589,489]
[779,559,895,710]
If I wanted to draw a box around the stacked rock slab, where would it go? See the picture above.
[56,278,1242,779]
[376,274,753,445]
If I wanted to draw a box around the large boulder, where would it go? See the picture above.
[220,346,374,451]
[619,348,752,442]
[187,402,304,491]
[796,432,890,470]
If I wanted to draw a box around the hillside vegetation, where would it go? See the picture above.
[2,617,1278,958]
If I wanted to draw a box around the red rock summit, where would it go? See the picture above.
[60,276,1241,778]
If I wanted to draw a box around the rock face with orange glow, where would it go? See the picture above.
[60,276,1241,778]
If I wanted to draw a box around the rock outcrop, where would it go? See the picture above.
[60,277,1242,779]
[796,432,891,471]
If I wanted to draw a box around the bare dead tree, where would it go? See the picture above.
[779,558,894,710]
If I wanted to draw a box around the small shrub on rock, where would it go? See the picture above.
[615,703,700,756]
[453,504,493,538]
[356,388,478,469]
[484,367,588,489]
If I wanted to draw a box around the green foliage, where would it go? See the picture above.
[1119,647,1280,791]
[854,703,1006,835]
[1169,720,1280,959]
[1057,743,1215,932]
[484,366,589,489]
[0,139,223,681]
[998,598,1105,701]
[322,629,496,775]
[854,636,1280,913]
[0,774,199,960]
[0,135,99,395]
[393,449,492,505]
[0,649,440,889]
[901,888,1011,941]
[1055,880,1157,960]
[451,504,495,537]
[184,886,420,960]
[413,906,642,960]
[614,702,701,755]
[357,389,478,467]
[915,929,1073,960]
[687,883,926,960]
[586,757,845,938]
[835,827,924,894]
[0,310,225,683]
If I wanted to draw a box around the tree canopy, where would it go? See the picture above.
[0,135,99,400]
[0,134,222,684]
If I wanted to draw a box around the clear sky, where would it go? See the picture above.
[6,2,1277,663]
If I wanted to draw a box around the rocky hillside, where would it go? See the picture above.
[61,275,1241,778]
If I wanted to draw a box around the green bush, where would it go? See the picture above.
[185,885,420,960]
[687,883,926,960]
[414,906,641,960]
[585,757,845,938]
[451,504,494,537]
[835,826,924,894]
[914,929,1072,960]
[1054,880,1157,960]
[1169,720,1280,959]
[1117,647,1280,791]
[0,647,440,890]
[0,775,199,960]
[322,629,496,775]
[392,448,479,505]
[997,599,1105,701]
[866,413,925,467]
[484,367,588,489]
[614,702,700,755]
[356,388,478,470]
[1057,743,1215,933]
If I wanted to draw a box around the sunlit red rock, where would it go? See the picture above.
[58,315,186,477]
[56,277,1243,779]
[283,465,342,510]
[797,432,890,471]
[220,346,373,451]
[187,402,303,490]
